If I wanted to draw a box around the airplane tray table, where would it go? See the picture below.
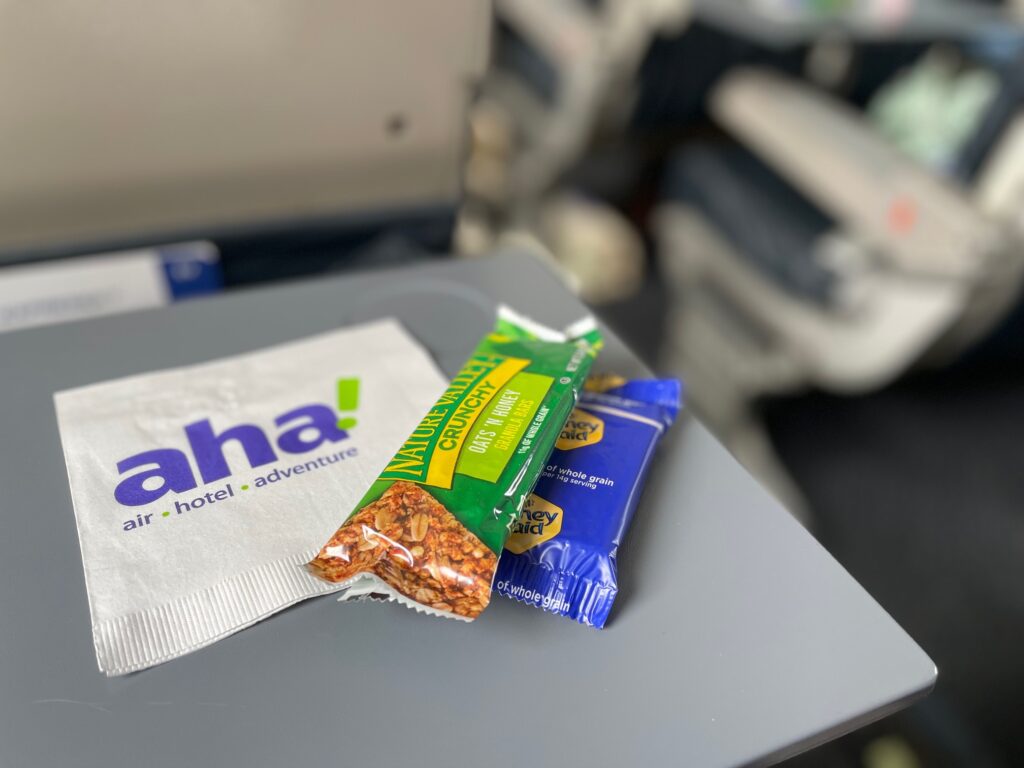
[0,249,934,767]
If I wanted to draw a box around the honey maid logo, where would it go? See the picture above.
[113,378,360,507]
[506,494,562,554]
[555,409,603,451]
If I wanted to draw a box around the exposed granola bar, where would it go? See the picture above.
[309,481,496,618]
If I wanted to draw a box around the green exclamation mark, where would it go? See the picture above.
[336,377,360,430]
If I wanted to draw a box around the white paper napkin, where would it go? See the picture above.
[55,319,447,675]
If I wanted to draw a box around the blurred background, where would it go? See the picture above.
[3,1,1024,764]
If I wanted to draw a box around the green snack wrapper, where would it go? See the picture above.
[309,306,601,619]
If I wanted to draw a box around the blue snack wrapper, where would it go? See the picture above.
[494,376,682,627]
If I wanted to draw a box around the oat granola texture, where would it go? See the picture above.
[309,481,496,618]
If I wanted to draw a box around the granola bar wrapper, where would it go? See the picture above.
[494,376,682,627]
[308,306,601,620]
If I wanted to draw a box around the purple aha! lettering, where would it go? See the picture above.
[113,403,349,507]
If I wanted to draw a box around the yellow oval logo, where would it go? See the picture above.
[505,494,563,554]
[556,408,603,451]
